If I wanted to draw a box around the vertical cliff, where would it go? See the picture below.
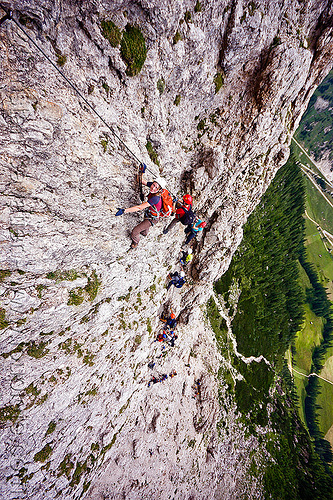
[1,1,333,499]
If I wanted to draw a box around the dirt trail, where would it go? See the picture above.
[292,137,333,188]
[290,365,333,386]
[304,210,333,249]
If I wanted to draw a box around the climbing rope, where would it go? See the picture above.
[0,3,159,180]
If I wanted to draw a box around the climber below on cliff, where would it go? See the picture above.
[167,271,186,290]
[185,218,207,245]
[115,167,169,249]
[180,248,193,268]
[162,194,195,235]
[160,310,177,329]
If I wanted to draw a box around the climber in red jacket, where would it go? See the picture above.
[162,194,194,234]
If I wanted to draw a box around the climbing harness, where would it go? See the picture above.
[146,188,174,220]
[0,4,164,185]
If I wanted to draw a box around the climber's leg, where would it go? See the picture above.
[131,219,152,245]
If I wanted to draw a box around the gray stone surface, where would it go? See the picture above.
[0,0,333,498]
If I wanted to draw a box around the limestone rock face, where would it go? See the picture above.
[0,1,332,499]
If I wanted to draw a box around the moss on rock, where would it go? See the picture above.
[68,288,85,306]
[120,24,147,76]
[85,271,101,301]
[157,77,165,95]
[34,444,53,462]
[26,340,49,358]
[0,270,11,282]
[46,269,81,281]
[0,308,9,329]
[45,421,56,436]
[0,404,20,425]
[214,72,225,93]
[145,141,160,166]
[101,19,122,47]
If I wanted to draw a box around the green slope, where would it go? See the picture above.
[209,157,333,498]
[304,175,333,236]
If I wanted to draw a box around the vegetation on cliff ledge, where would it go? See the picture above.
[120,24,147,77]
[101,19,122,47]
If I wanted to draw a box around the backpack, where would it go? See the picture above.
[167,317,177,328]
[179,206,196,225]
[148,189,174,219]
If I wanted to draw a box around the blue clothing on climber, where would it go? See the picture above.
[166,316,177,329]
[167,271,186,290]
[185,219,207,244]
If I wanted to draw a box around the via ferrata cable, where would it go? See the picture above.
[0,3,158,178]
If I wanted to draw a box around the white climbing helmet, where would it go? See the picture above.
[187,248,193,254]
[154,176,166,190]
[180,271,185,278]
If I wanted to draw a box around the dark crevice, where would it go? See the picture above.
[77,19,92,40]
[108,57,124,83]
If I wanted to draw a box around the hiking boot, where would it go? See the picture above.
[130,241,138,250]
[163,228,169,234]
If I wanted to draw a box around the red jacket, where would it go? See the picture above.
[175,204,191,219]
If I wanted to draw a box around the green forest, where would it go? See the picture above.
[208,156,333,499]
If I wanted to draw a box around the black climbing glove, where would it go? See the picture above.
[115,208,125,216]
[140,163,147,173]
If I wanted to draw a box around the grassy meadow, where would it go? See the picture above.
[303,217,333,298]
[289,154,333,456]
[304,175,333,236]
